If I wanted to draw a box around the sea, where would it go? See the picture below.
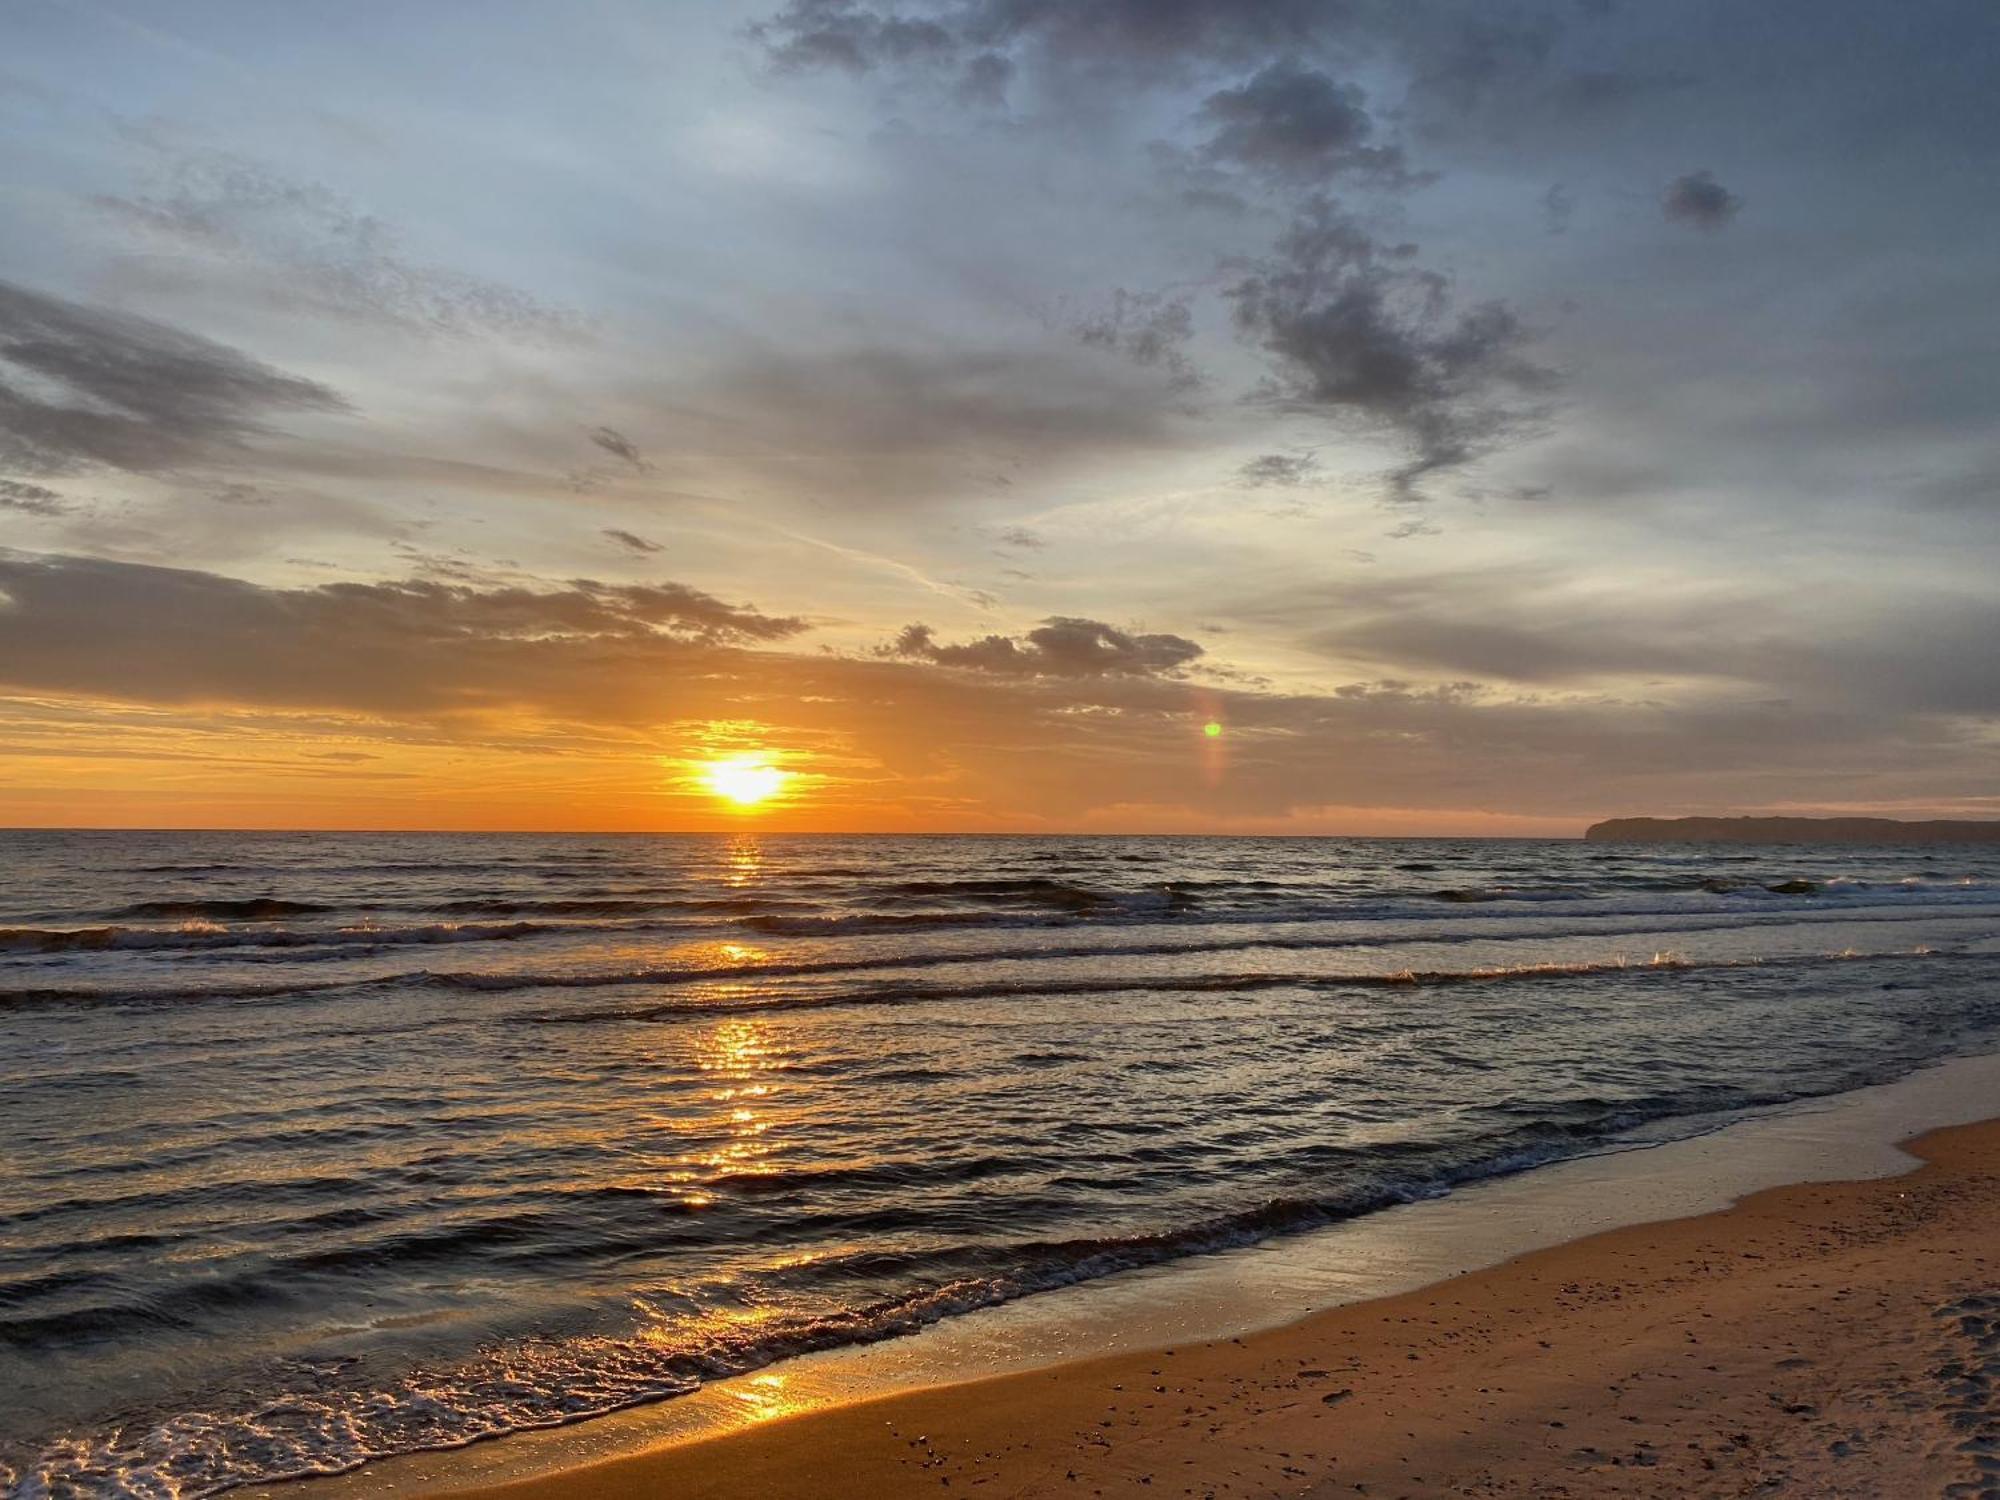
[3,829,1998,1497]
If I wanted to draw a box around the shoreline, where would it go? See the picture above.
[254,1051,2000,1500]
[453,1114,2000,1499]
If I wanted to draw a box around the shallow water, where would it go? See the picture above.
[3,830,1999,1497]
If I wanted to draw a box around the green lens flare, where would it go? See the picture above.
[1202,721,1223,738]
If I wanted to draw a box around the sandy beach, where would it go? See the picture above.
[387,1117,2000,1500]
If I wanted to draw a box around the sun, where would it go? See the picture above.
[701,755,790,809]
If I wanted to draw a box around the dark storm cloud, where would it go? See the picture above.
[0,281,344,477]
[1662,169,1741,230]
[1225,200,1549,494]
[602,528,664,554]
[881,617,1204,676]
[0,479,68,515]
[1195,63,1411,185]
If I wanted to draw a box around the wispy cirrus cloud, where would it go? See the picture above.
[95,147,586,342]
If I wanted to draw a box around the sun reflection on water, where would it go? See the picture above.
[670,939,773,976]
[650,1018,793,1192]
[724,837,762,887]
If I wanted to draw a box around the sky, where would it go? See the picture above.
[0,0,1996,833]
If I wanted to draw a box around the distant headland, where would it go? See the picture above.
[1585,816,2000,845]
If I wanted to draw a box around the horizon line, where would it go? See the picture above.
[0,824,1590,839]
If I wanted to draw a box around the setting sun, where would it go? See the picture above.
[700,755,789,809]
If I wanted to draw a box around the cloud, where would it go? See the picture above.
[204,481,275,507]
[881,616,1204,676]
[0,479,68,515]
[751,0,1318,79]
[746,5,1591,501]
[685,341,1197,507]
[1224,199,1549,495]
[96,147,584,342]
[1074,289,1200,390]
[0,553,807,721]
[755,1,956,73]
[602,528,664,554]
[956,49,1013,104]
[1253,563,2000,721]
[1,551,1993,825]
[750,0,1621,126]
[588,426,651,472]
[1196,63,1411,185]
[0,280,345,477]
[1238,452,1319,486]
[1662,169,1742,230]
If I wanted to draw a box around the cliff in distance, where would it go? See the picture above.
[1585,816,2000,845]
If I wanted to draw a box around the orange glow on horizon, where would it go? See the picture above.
[0,696,1596,836]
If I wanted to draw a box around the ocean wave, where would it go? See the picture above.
[431,897,673,916]
[29,874,2000,967]
[430,895,814,917]
[564,942,1981,1026]
[23,880,1981,963]
[741,909,1063,936]
[0,975,365,1010]
[522,951,1736,1025]
[16,834,2000,1500]
[0,1079,1880,1500]
[112,898,328,921]
[873,876,1116,909]
[0,1158,1532,1495]
[9,898,1995,1013]
[0,920,543,955]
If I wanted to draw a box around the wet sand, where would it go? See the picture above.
[412,1117,2000,1500]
